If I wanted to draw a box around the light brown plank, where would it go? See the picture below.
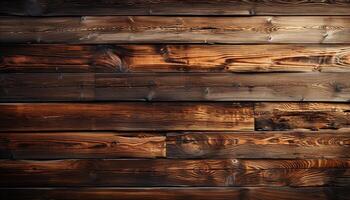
[0,159,349,187]
[1,16,350,44]
[1,0,350,16]
[0,103,254,131]
[166,130,350,159]
[255,103,350,131]
[0,132,165,159]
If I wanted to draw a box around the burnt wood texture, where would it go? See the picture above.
[0,1,350,200]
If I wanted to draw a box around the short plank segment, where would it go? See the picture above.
[255,103,350,131]
[0,159,349,187]
[2,44,350,73]
[0,187,349,200]
[1,0,350,16]
[1,16,350,44]
[0,103,254,131]
[166,130,350,159]
[2,72,350,101]
[0,132,165,159]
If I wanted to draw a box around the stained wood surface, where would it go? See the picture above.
[1,16,350,44]
[3,44,350,73]
[1,187,349,200]
[0,159,349,187]
[0,132,165,159]
[255,103,350,131]
[1,0,350,16]
[0,103,254,131]
[167,130,350,159]
[2,72,350,102]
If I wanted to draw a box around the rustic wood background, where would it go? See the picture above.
[0,0,350,199]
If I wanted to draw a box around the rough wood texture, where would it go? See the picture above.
[0,132,165,159]
[0,103,254,131]
[255,103,350,131]
[166,130,350,159]
[2,72,350,102]
[0,159,349,187]
[2,44,350,73]
[1,16,350,44]
[1,0,350,16]
[1,187,349,200]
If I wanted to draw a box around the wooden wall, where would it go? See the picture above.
[0,1,350,199]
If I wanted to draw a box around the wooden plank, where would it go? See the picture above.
[2,72,350,102]
[1,0,350,16]
[1,16,350,44]
[0,132,165,159]
[3,44,350,73]
[0,187,349,200]
[0,73,94,101]
[166,130,350,159]
[0,159,349,187]
[0,103,254,131]
[255,103,350,131]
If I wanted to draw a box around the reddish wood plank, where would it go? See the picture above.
[166,130,350,159]
[0,103,254,131]
[0,132,165,159]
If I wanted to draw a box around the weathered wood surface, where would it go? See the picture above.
[2,44,350,73]
[1,0,350,16]
[0,132,165,159]
[255,103,350,131]
[2,72,350,101]
[1,16,350,44]
[1,187,349,200]
[166,130,350,159]
[0,103,254,131]
[0,159,349,187]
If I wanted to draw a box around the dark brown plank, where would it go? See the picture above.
[0,73,94,101]
[1,16,350,44]
[255,103,350,131]
[0,132,165,159]
[1,187,349,200]
[2,72,350,102]
[166,130,350,159]
[0,159,349,187]
[1,0,350,16]
[3,44,350,73]
[0,103,254,131]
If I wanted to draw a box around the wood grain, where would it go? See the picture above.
[166,130,350,159]
[0,159,349,187]
[1,16,350,44]
[255,103,350,131]
[1,0,350,16]
[2,72,350,101]
[0,132,165,159]
[1,187,349,200]
[3,44,350,73]
[0,103,254,131]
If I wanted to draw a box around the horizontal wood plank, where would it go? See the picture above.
[0,132,165,159]
[0,103,254,131]
[0,159,349,187]
[2,44,350,73]
[2,72,350,101]
[1,16,350,44]
[255,103,350,131]
[166,130,350,159]
[1,0,350,16]
[1,187,349,200]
